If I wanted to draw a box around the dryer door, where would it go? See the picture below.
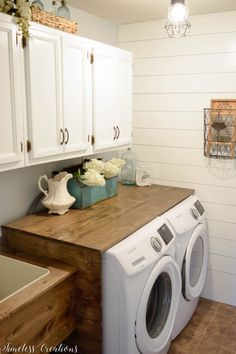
[183,223,208,301]
[135,256,181,354]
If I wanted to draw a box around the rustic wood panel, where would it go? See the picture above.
[0,248,76,351]
[2,233,102,354]
[0,278,76,352]
[2,184,193,252]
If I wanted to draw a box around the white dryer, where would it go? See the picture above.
[162,195,208,339]
[102,216,181,354]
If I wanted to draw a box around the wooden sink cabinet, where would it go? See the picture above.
[0,247,76,352]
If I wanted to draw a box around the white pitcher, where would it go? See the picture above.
[38,172,75,215]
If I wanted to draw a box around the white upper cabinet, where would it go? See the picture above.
[0,17,24,172]
[25,28,93,164]
[92,44,133,152]
[25,28,63,163]
[62,36,92,155]
[92,45,114,151]
[0,13,132,172]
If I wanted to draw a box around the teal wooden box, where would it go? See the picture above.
[67,176,118,209]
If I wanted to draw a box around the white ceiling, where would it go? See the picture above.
[67,0,236,24]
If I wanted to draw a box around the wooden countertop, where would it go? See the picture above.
[2,184,194,252]
[2,185,193,252]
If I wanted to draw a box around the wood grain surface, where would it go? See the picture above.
[2,184,194,252]
[1,233,102,354]
[0,247,76,352]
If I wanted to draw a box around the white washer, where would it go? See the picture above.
[102,216,181,354]
[162,195,208,339]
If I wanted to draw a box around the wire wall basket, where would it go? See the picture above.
[204,107,236,159]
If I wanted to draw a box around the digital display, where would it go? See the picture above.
[157,223,173,245]
[194,200,205,216]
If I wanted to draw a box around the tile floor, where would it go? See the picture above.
[168,297,236,354]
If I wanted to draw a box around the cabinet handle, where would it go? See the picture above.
[116,126,120,139]
[65,128,69,144]
[60,129,65,145]
[113,126,117,140]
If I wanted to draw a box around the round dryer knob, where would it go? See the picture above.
[190,208,199,220]
[150,237,162,252]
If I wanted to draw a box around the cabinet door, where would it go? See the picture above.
[92,44,133,152]
[25,29,63,163]
[62,37,92,155]
[0,20,24,171]
[92,45,115,151]
[113,51,133,147]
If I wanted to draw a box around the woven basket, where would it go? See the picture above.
[31,7,78,34]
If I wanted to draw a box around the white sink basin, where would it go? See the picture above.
[0,254,50,303]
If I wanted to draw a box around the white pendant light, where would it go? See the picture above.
[165,0,191,38]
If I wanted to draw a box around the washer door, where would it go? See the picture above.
[183,223,208,301]
[135,256,181,354]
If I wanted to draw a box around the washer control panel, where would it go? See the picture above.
[106,217,176,275]
[150,223,174,252]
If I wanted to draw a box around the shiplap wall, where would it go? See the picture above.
[119,11,236,306]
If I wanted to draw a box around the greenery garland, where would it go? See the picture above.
[0,0,31,47]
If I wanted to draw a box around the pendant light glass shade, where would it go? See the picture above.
[168,2,188,22]
[165,0,191,38]
[57,0,70,19]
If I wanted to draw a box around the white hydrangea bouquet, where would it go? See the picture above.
[67,158,125,208]
[73,158,125,187]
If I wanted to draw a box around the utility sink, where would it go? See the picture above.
[0,254,49,302]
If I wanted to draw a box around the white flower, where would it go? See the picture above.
[81,169,105,187]
[102,161,120,179]
[109,158,125,169]
[83,159,105,173]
